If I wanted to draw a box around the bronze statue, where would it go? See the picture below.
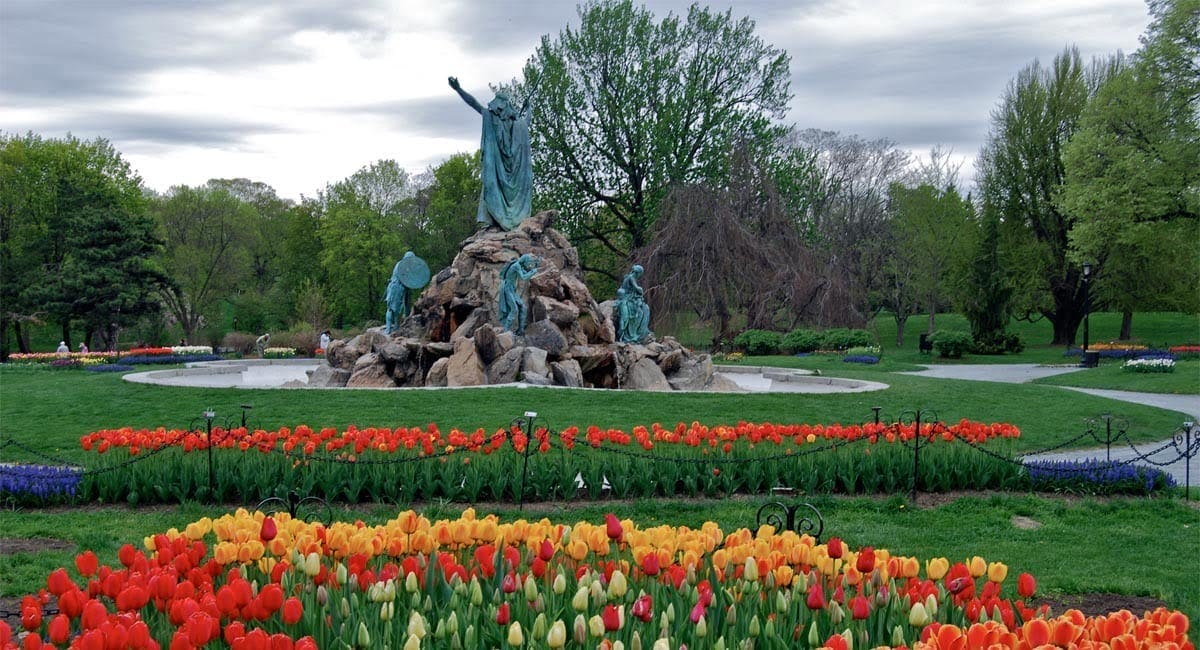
[449,76,534,231]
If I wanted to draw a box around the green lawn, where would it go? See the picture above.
[1033,359,1200,395]
[0,363,1192,461]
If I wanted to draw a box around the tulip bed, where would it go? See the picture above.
[3,509,1192,649]
[73,421,1027,505]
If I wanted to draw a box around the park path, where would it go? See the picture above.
[901,364,1199,487]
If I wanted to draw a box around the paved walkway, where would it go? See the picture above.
[903,363,1199,487]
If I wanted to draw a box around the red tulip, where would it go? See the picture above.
[856,547,875,573]
[21,632,43,650]
[496,602,510,625]
[806,582,826,610]
[850,595,870,620]
[116,585,149,611]
[258,583,284,614]
[641,552,660,576]
[75,550,99,577]
[827,537,843,559]
[260,517,278,542]
[19,605,41,632]
[605,513,623,541]
[47,568,74,596]
[1018,572,1037,598]
[501,572,518,594]
[294,637,318,650]
[81,599,107,630]
[270,633,294,650]
[538,538,555,561]
[602,604,621,631]
[632,594,653,622]
[283,597,303,625]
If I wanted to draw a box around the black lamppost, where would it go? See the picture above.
[1082,262,1093,366]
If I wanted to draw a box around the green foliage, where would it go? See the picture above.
[317,160,413,325]
[929,330,974,359]
[972,332,1025,355]
[977,46,1100,345]
[732,329,783,355]
[413,152,482,273]
[150,185,258,341]
[0,133,163,354]
[1059,8,1200,325]
[820,328,875,350]
[528,0,792,261]
[782,328,823,353]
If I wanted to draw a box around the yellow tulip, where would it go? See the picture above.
[925,557,949,581]
[743,557,759,582]
[406,611,425,638]
[572,587,589,612]
[547,620,567,648]
[653,640,671,650]
[588,614,605,637]
[968,556,987,578]
[402,634,420,650]
[507,621,524,646]
[908,602,930,627]
[609,570,628,598]
[987,561,1008,583]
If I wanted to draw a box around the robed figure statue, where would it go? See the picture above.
[449,76,533,231]
[615,265,652,343]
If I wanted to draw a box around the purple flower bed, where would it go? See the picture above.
[1133,351,1177,361]
[1024,458,1176,495]
[86,364,137,373]
[118,354,222,365]
[0,463,83,503]
[842,355,879,364]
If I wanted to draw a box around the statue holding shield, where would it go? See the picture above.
[385,251,430,335]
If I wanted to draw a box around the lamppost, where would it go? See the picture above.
[1082,262,1093,367]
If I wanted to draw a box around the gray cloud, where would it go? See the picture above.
[349,95,487,141]
[0,0,386,105]
[19,111,287,150]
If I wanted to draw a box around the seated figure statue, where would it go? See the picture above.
[615,264,651,343]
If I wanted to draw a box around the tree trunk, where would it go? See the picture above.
[927,302,936,334]
[894,313,908,347]
[1049,310,1084,346]
[14,321,30,353]
[61,322,71,351]
[1119,310,1133,340]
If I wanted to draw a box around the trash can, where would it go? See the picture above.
[1082,351,1100,368]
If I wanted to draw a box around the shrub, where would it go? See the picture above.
[820,328,875,350]
[272,324,320,357]
[930,331,973,359]
[782,328,823,354]
[973,332,1024,355]
[222,331,258,356]
[733,329,783,355]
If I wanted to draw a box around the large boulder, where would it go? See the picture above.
[487,347,524,384]
[523,319,569,358]
[550,359,584,388]
[522,347,549,378]
[425,358,450,387]
[625,357,672,391]
[446,337,486,387]
[347,353,394,388]
[308,363,350,388]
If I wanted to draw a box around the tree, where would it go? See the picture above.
[317,160,413,325]
[528,0,791,279]
[639,143,833,346]
[1,133,162,353]
[412,152,481,273]
[1060,0,1200,338]
[977,46,1109,345]
[959,205,1017,349]
[791,129,912,325]
[150,185,256,342]
[886,182,974,339]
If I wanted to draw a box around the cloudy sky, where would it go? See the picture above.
[1,0,1149,201]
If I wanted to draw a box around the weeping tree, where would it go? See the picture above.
[637,145,844,348]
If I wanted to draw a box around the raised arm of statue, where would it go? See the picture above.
[449,76,484,115]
